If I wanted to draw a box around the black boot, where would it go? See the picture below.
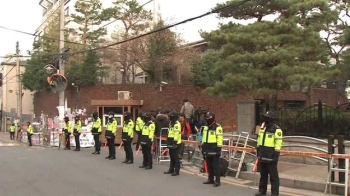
[171,172,179,176]
[125,160,133,164]
[122,159,128,163]
[213,182,220,187]
[145,166,152,170]
[105,156,111,159]
[255,193,267,196]
[139,165,146,168]
[203,180,214,184]
[164,170,173,174]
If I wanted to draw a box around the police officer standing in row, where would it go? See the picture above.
[63,117,72,150]
[27,122,34,147]
[139,112,155,170]
[122,111,135,164]
[135,113,145,151]
[256,111,283,196]
[105,111,117,160]
[91,112,102,155]
[164,111,182,176]
[73,116,82,151]
[9,124,15,140]
[201,112,223,187]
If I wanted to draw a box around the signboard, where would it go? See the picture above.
[21,131,94,148]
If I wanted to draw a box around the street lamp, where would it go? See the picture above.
[72,83,80,108]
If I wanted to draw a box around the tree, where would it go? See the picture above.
[66,50,100,85]
[22,13,61,91]
[70,0,109,46]
[102,0,152,83]
[200,0,340,107]
[191,49,221,87]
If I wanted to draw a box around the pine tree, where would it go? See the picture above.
[70,0,108,46]
[200,0,340,107]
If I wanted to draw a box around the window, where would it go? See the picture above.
[43,8,47,16]
[64,6,69,16]
[284,101,305,109]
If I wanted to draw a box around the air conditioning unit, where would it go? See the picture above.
[118,91,132,100]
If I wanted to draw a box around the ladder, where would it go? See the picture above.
[229,132,250,179]
[324,157,349,196]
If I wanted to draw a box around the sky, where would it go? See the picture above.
[0,0,241,63]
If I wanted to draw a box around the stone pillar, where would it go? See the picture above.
[237,100,257,137]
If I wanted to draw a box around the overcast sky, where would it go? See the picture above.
[0,0,245,63]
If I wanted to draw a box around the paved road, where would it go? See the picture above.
[0,144,295,196]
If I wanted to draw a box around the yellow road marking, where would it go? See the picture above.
[181,169,306,196]
[0,142,20,147]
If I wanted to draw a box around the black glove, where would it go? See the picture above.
[216,147,222,156]
[273,151,280,162]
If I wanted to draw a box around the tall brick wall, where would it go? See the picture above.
[34,84,251,127]
[33,84,345,127]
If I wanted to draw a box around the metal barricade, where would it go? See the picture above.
[156,128,170,164]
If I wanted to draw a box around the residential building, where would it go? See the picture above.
[0,55,34,130]
[35,0,160,84]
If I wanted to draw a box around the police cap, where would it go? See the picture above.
[205,112,215,119]
[263,110,276,119]
[108,111,115,116]
[168,111,179,117]
[143,112,151,118]
[124,111,131,117]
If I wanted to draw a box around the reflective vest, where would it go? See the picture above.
[74,120,82,133]
[122,119,135,141]
[167,121,182,147]
[140,121,155,143]
[64,121,73,133]
[135,117,144,132]
[257,124,283,162]
[106,119,117,136]
[10,126,15,132]
[201,123,223,155]
[93,118,102,133]
[27,125,34,134]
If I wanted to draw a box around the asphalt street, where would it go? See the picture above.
[0,145,294,196]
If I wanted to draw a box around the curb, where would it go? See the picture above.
[238,171,346,195]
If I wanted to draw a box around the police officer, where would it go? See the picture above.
[255,111,283,196]
[9,124,15,140]
[73,116,82,151]
[91,112,102,155]
[139,112,155,170]
[27,122,34,146]
[105,111,117,160]
[164,111,182,176]
[122,111,135,164]
[201,112,223,187]
[135,113,145,151]
[63,117,72,150]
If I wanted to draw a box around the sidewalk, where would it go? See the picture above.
[182,159,346,195]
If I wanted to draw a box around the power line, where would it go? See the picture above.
[0,0,154,50]
[70,0,251,56]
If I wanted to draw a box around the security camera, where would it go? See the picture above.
[161,81,168,85]
[44,64,57,75]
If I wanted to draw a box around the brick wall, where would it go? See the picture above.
[33,84,344,127]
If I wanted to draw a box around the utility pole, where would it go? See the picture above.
[16,41,22,141]
[58,0,65,123]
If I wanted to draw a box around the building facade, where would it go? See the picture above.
[0,55,34,131]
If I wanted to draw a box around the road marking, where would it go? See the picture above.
[181,169,306,196]
[0,142,20,147]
